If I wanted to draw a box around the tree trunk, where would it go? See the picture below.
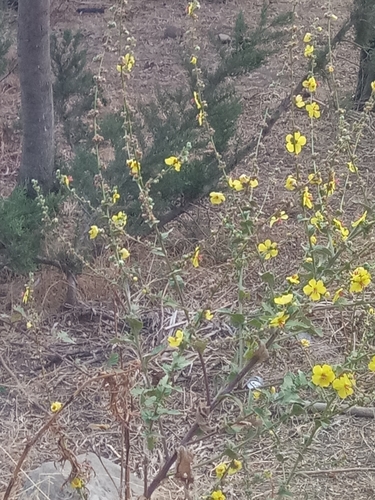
[354,39,375,110]
[17,0,54,193]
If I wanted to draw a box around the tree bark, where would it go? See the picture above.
[17,0,54,193]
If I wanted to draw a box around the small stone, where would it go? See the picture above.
[20,452,143,500]
[163,25,183,39]
[218,33,231,43]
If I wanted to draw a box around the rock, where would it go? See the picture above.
[20,452,143,500]
[163,25,183,39]
[218,33,231,44]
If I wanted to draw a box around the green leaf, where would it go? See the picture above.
[230,313,245,327]
[261,271,275,288]
[127,316,143,335]
[56,330,76,343]
[107,352,119,367]
[151,248,165,257]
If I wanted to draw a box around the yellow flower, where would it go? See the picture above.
[165,156,182,172]
[193,91,202,109]
[332,374,354,399]
[22,286,31,304]
[270,386,276,394]
[371,81,375,92]
[347,161,358,173]
[112,211,127,228]
[228,177,244,191]
[310,235,317,245]
[332,288,344,303]
[327,65,334,73]
[210,192,225,205]
[127,159,141,175]
[368,355,375,372]
[333,219,349,240]
[306,102,320,119]
[190,55,197,65]
[71,478,83,489]
[192,246,200,268]
[300,338,310,348]
[211,491,226,500]
[51,401,63,413]
[308,173,322,185]
[89,225,99,240]
[228,459,242,475]
[197,109,204,126]
[119,248,130,260]
[311,364,335,387]
[302,76,317,93]
[274,293,293,305]
[302,187,313,209]
[258,239,278,260]
[215,463,227,479]
[294,94,305,108]
[252,390,261,400]
[286,131,307,155]
[61,174,71,187]
[304,44,314,57]
[187,1,199,17]
[238,174,259,188]
[305,257,313,263]
[311,211,324,229]
[352,211,367,228]
[26,321,33,329]
[270,211,288,228]
[270,311,289,328]
[303,279,326,301]
[303,32,312,43]
[285,175,297,191]
[112,189,120,204]
[204,309,214,320]
[117,53,135,73]
[286,274,300,284]
[350,266,371,293]
[168,329,184,348]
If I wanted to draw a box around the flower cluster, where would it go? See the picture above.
[312,364,354,399]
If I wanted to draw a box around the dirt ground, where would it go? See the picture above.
[2,0,375,499]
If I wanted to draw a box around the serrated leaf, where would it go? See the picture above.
[127,316,143,335]
[230,313,245,327]
[261,271,275,288]
[56,330,75,344]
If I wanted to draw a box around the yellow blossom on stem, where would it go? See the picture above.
[89,225,99,240]
[270,311,289,328]
[303,32,312,43]
[71,478,83,489]
[252,391,261,400]
[26,321,33,329]
[270,211,288,228]
[285,175,297,191]
[51,401,63,413]
[302,187,313,209]
[300,338,310,348]
[327,65,334,73]
[311,364,335,387]
[285,131,307,155]
[352,211,367,228]
[190,55,197,65]
[332,219,349,240]
[197,109,204,126]
[165,156,182,172]
[211,491,226,500]
[228,178,244,191]
[306,102,320,119]
[258,239,278,260]
[168,329,184,348]
[228,459,242,475]
[192,246,200,267]
[332,373,354,399]
[112,189,120,204]
[286,274,300,284]
[204,309,214,320]
[311,211,324,229]
[368,356,375,372]
[127,159,141,175]
[350,267,371,293]
[310,235,317,245]
[210,192,225,205]
[308,173,322,185]
[303,279,326,301]
[304,44,314,57]
[215,463,227,478]
[294,94,305,108]
[22,286,31,304]
[347,161,358,173]
[119,248,130,260]
[302,76,317,93]
[117,53,135,73]
[112,211,127,228]
[333,288,344,303]
[371,81,375,92]
[274,293,293,305]
[239,174,258,188]
[193,91,202,109]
